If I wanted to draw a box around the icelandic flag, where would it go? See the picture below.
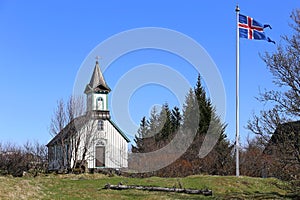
[238,14,275,44]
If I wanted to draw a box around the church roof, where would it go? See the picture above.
[46,115,130,146]
[263,120,300,154]
[84,61,111,93]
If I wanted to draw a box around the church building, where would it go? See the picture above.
[47,61,130,171]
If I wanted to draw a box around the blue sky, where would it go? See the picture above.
[0,1,299,146]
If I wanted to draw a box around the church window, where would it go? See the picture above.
[97,97,103,110]
[98,120,104,131]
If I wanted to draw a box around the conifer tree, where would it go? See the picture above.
[171,106,181,132]
[148,106,161,137]
[131,74,233,176]
[203,108,234,175]
[132,116,148,153]
[182,88,199,131]
[157,103,173,140]
[194,74,212,135]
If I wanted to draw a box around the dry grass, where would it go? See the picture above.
[0,174,296,200]
[0,176,43,200]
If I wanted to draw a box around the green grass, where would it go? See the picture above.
[0,174,297,199]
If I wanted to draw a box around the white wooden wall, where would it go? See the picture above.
[71,119,128,169]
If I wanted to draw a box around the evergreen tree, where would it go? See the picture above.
[194,74,213,135]
[132,116,148,153]
[194,75,233,174]
[181,74,233,173]
[130,74,234,176]
[138,116,148,138]
[148,106,161,138]
[157,103,173,140]
[182,88,199,131]
[171,106,181,132]
[202,109,234,175]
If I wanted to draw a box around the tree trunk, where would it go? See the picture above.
[103,183,212,196]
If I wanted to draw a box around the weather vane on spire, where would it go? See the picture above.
[95,56,102,63]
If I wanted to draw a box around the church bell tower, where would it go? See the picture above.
[84,61,111,119]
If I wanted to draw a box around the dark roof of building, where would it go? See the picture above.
[46,116,85,147]
[84,61,111,93]
[46,115,130,147]
[269,120,300,144]
[264,120,300,154]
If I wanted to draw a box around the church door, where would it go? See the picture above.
[95,146,105,167]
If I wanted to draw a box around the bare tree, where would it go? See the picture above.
[49,99,68,170]
[247,10,300,142]
[239,136,265,177]
[0,141,48,176]
[49,95,105,172]
[66,95,85,170]
[23,140,48,172]
[67,95,85,122]
[0,142,23,176]
[247,10,300,180]
[70,114,97,171]
[50,99,67,137]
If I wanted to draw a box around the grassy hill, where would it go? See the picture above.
[0,173,298,199]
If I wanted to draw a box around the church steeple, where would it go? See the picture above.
[84,61,111,94]
[85,61,111,119]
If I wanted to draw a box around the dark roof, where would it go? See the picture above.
[46,116,85,146]
[270,120,300,144]
[46,116,130,147]
[264,120,300,154]
[84,61,111,93]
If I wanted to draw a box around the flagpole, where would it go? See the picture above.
[235,5,240,177]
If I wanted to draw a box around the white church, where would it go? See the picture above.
[47,61,130,171]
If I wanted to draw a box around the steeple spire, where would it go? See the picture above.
[85,61,111,94]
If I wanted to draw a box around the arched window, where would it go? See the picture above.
[98,119,104,131]
[96,97,103,110]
